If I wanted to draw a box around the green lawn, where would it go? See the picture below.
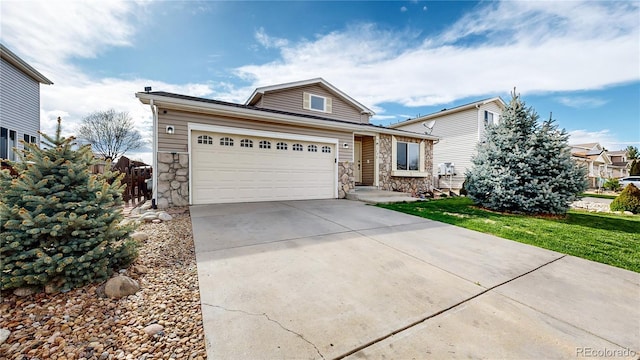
[379,197,640,273]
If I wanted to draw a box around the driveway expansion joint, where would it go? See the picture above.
[203,303,326,359]
[334,254,568,359]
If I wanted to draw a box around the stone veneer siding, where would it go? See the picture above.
[338,161,354,198]
[156,152,189,208]
[378,134,433,196]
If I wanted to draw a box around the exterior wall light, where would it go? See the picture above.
[166,126,175,135]
[343,143,349,149]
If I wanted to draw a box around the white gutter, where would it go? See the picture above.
[136,92,437,141]
[150,99,159,208]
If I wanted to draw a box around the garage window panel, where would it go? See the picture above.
[259,140,271,149]
[308,145,318,152]
[322,146,331,153]
[292,144,303,151]
[197,135,213,144]
[276,142,288,150]
[220,137,234,146]
[240,139,253,148]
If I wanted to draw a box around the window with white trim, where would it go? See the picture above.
[276,142,288,150]
[220,137,234,146]
[8,130,16,161]
[391,136,427,177]
[308,145,318,152]
[240,139,253,148]
[321,146,331,153]
[484,111,499,126]
[303,92,332,113]
[197,135,213,144]
[292,143,303,151]
[259,140,271,149]
[396,142,420,171]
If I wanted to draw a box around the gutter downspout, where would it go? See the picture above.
[150,99,158,209]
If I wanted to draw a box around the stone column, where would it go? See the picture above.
[338,161,355,198]
[156,152,189,208]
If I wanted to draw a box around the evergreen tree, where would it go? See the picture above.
[465,90,587,215]
[630,159,640,176]
[1,118,138,292]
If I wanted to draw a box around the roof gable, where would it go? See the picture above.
[1,44,53,84]
[246,78,374,115]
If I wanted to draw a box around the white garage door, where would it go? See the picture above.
[191,130,337,204]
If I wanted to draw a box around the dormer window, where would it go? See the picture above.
[303,92,332,113]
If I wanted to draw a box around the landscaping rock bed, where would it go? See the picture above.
[0,208,206,360]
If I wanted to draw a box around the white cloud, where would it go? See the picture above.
[255,27,289,49]
[400,6,408,12]
[556,96,609,108]
[1,0,217,160]
[235,1,639,109]
[568,129,639,151]
[1,1,140,78]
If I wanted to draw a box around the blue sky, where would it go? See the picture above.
[2,0,639,162]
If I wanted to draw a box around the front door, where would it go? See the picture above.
[354,140,362,183]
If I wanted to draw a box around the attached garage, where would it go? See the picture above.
[190,125,338,204]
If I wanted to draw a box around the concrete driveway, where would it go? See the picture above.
[190,200,639,359]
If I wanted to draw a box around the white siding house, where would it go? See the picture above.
[0,44,53,161]
[390,98,506,190]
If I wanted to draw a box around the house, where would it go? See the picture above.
[0,44,53,161]
[389,97,506,191]
[606,150,630,178]
[136,78,438,207]
[570,143,614,188]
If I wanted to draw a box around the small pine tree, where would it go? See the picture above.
[0,117,138,292]
[610,184,640,214]
[465,90,587,215]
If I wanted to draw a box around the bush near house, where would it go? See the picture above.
[603,178,621,192]
[0,117,138,292]
[610,184,640,214]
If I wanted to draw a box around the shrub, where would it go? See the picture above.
[0,118,138,292]
[603,178,621,191]
[610,184,640,214]
[465,90,587,215]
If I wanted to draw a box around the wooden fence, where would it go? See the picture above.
[120,166,152,203]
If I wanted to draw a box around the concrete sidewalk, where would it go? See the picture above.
[190,200,640,359]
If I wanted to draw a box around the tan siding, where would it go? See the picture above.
[158,108,353,161]
[362,136,375,185]
[396,108,479,178]
[260,84,366,123]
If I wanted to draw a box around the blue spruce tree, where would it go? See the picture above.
[465,90,586,215]
[1,117,138,292]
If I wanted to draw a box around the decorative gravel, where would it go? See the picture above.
[0,208,207,360]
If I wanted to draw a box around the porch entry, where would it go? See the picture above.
[354,135,376,186]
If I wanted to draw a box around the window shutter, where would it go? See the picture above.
[326,97,332,113]
[303,92,310,110]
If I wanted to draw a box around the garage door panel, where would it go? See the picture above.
[191,131,336,204]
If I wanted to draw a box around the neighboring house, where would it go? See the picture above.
[0,44,53,161]
[389,97,506,190]
[570,143,614,188]
[136,78,438,207]
[607,150,630,178]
